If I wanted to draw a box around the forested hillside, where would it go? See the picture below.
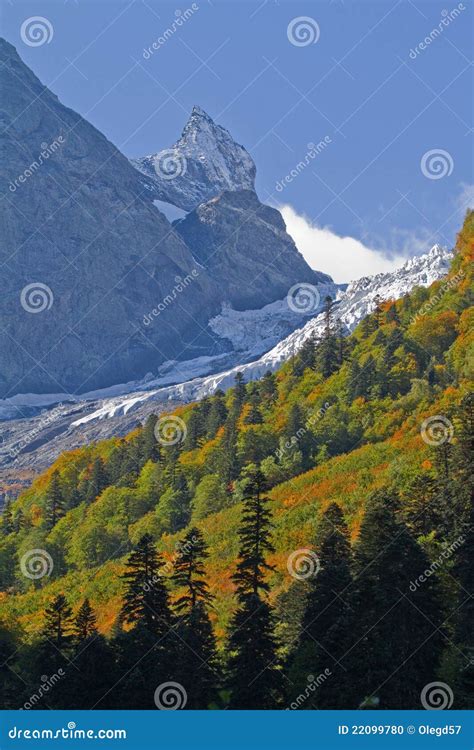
[0,212,472,710]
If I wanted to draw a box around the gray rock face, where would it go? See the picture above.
[175,189,332,310]
[132,105,256,212]
[0,39,328,400]
[0,39,222,398]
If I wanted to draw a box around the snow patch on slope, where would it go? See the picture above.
[70,244,452,423]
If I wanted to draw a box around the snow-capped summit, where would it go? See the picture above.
[132,105,256,211]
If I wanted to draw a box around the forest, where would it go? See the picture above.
[0,211,472,711]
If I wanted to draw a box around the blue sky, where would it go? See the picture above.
[3,0,473,280]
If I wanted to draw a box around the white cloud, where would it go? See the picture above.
[280,205,408,284]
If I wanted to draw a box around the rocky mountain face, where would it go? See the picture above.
[132,105,256,212]
[0,40,322,400]
[134,107,327,309]
[0,245,452,482]
[0,38,222,399]
[175,189,331,309]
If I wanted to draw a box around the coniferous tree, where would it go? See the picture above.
[205,390,227,438]
[285,403,312,467]
[343,491,444,709]
[113,535,177,708]
[317,296,339,378]
[288,503,352,708]
[452,489,474,708]
[172,528,221,708]
[26,593,74,707]
[359,314,373,339]
[361,354,377,399]
[244,394,263,424]
[43,593,74,648]
[372,294,383,330]
[0,624,17,708]
[86,457,108,503]
[141,414,160,463]
[74,598,97,641]
[227,470,283,708]
[120,534,173,637]
[65,598,117,709]
[336,320,348,365]
[183,408,202,450]
[451,394,474,525]
[260,371,278,403]
[346,357,364,403]
[218,414,240,489]
[293,333,316,375]
[385,302,400,325]
[45,470,65,530]
[233,372,246,412]
[13,508,25,533]
[1,498,13,536]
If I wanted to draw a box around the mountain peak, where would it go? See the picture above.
[189,104,213,120]
[132,106,256,212]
